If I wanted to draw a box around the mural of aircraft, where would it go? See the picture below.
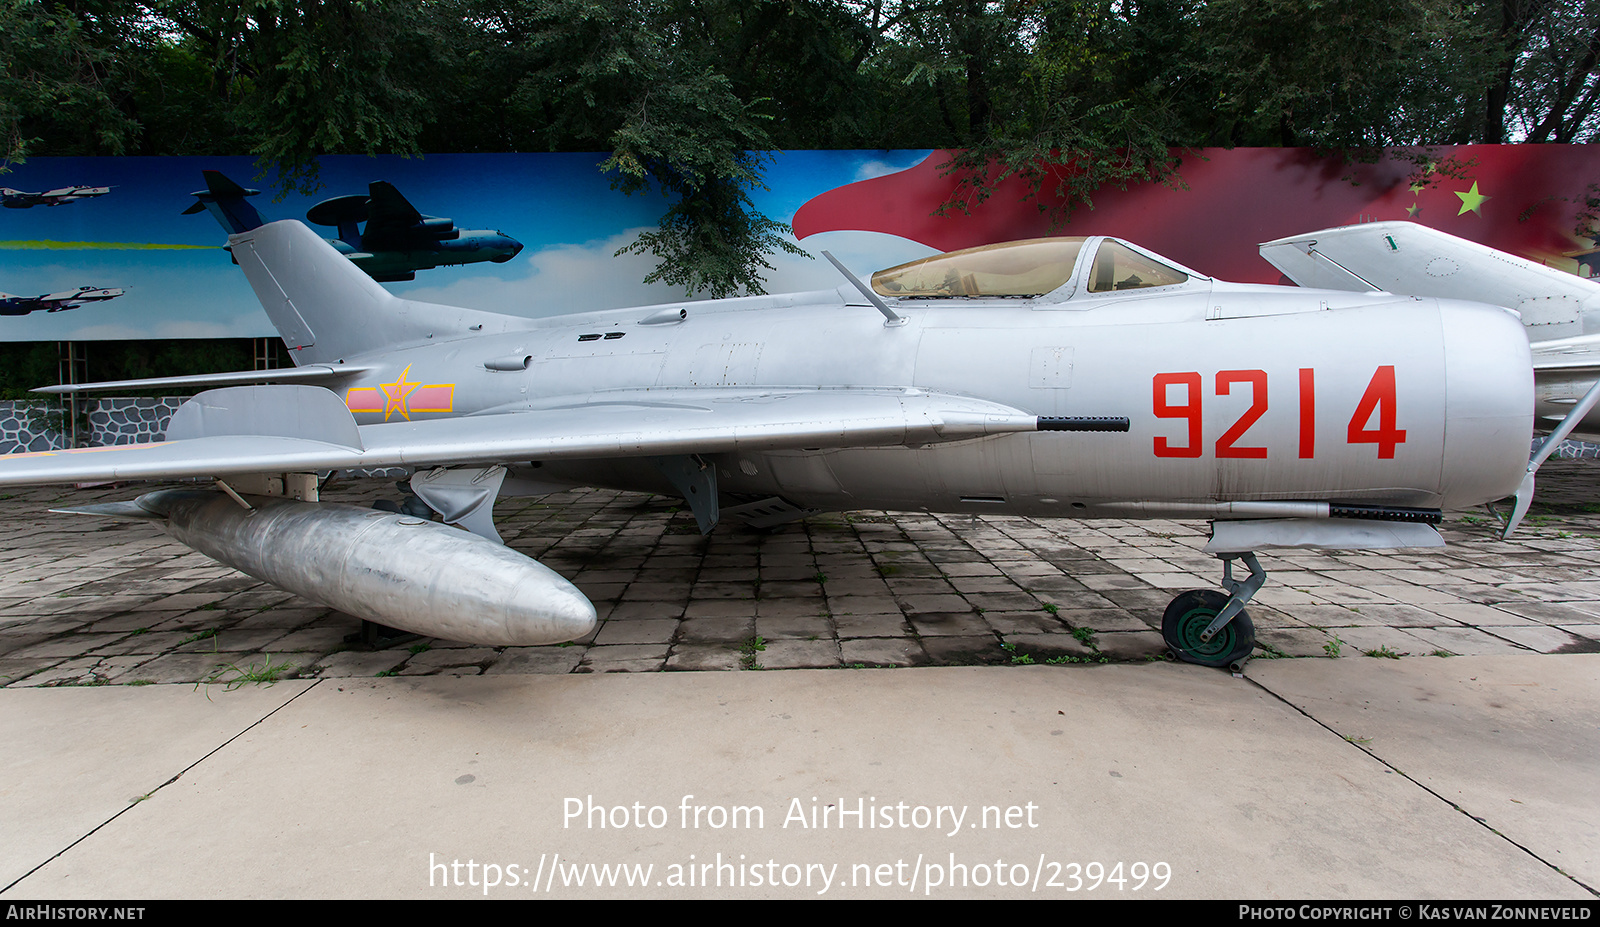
[0,185,111,208]
[1261,219,1600,536]
[5,222,1538,670]
[183,170,523,282]
[0,285,124,316]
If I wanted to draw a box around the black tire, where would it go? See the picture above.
[1162,590,1256,668]
[371,499,402,513]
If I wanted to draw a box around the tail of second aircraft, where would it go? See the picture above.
[182,170,266,235]
[1260,220,1600,339]
[228,219,529,366]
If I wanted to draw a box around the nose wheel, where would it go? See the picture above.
[1162,551,1263,670]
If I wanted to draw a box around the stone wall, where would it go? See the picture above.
[0,397,184,454]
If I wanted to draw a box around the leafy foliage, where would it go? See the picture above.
[3,0,1598,296]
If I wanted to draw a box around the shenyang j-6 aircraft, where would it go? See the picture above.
[2,221,1537,670]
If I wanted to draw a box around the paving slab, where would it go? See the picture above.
[1249,655,1600,891]
[0,661,1591,899]
[0,681,314,889]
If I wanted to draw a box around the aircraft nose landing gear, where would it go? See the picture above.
[1162,552,1263,671]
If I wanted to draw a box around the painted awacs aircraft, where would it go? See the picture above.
[4,223,1537,670]
[0,286,123,316]
[183,170,523,282]
[1,185,110,208]
[1260,220,1600,537]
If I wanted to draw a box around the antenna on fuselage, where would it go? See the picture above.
[821,251,907,327]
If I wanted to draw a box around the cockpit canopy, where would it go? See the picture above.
[871,236,1190,299]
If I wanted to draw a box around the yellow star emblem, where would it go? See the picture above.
[1406,202,1421,218]
[1455,181,1490,216]
[381,365,420,421]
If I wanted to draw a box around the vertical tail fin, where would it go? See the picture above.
[228,219,529,364]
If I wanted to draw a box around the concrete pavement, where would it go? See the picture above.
[0,656,1594,898]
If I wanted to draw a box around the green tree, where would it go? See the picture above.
[0,0,144,162]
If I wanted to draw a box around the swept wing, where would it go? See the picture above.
[0,383,1043,487]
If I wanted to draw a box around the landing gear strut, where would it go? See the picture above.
[1162,551,1263,670]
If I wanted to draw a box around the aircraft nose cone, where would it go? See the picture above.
[491,236,524,263]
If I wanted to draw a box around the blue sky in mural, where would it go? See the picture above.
[0,150,934,342]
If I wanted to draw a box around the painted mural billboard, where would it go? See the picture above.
[0,146,1594,343]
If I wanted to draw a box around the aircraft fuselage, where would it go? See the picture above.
[329,231,524,281]
[323,279,1532,519]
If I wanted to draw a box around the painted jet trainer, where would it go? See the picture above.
[0,285,124,316]
[1261,220,1600,536]
[2,225,1537,669]
[0,185,110,208]
[183,170,523,282]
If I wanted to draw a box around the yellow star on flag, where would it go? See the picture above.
[381,365,420,421]
[1406,203,1422,218]
[1455,181,1490,216]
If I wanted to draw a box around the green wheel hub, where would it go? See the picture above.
[1162,590,1255,668]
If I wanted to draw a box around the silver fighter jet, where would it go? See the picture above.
[0,285,124,316]
[0,185,110,208]
[3,222,1537,669]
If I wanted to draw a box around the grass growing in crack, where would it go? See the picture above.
[1042,603,1060,616]
[1364,645,1402,659]
[1069,626,1096,647]
[1323,635,1344,658]
[813,572,827,585]
[1000,641,1035,665]
[408,643,431,655]
[1343,735,1373,745]
[739,636,767,670]
[208,656,295,690]
[178,628,220,647]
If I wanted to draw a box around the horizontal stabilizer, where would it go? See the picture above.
[33,364,368,394]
